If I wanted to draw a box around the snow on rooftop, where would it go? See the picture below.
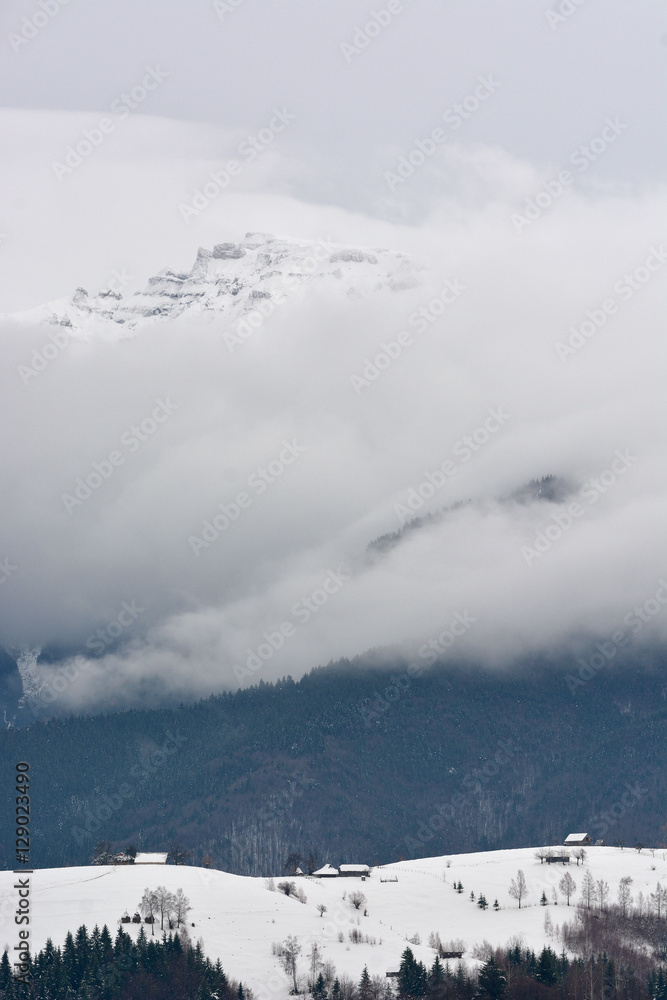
[312,864,339,876]
[134,852,168,864]
[2,846,665,1000]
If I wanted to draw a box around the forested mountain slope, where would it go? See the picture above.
[1,653,665,873]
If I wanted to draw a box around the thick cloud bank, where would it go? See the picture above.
[1,111,665,715]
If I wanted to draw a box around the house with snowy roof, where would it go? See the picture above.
[312,864,339,878]
[563,833,592,846]
[339,865,370,877]
[134,852,168,864]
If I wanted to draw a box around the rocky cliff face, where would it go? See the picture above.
[36,233,421,333]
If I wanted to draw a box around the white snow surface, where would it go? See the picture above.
[2,846,666,996]
[7,233,421,336]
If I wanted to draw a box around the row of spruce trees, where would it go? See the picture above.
[0,924,243,999]
[2,933,667,1000]
[390,946,667,1000]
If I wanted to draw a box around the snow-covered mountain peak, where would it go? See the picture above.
[28,234,422,334]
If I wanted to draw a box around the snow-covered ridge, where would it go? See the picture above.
[18,234,421,334]
[1,846,664,999]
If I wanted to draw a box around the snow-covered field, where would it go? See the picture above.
[2,846,666,996]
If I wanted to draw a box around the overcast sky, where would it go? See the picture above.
[0,0,665,717]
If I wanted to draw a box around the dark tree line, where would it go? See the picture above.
[0,924,243,1000]
[2,657,667,874]
[3,925,667,1000]
[389,944,667,1000]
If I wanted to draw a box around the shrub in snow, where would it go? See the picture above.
[471,940,494,961]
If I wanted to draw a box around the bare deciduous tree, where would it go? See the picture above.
[308,943,323,989]
[154,886,175,930]
[508,870,528,908]
[281,935,301,993]
[649,882,667,918]
[139,888,158,935]
[559,872,576,905]
[597,878,610,913]
[349,891,367,910]
[317,904,327,917]
[580,869,597,910]
[173,888,191,927]
[618,875,633,916]
[278,880,297,897]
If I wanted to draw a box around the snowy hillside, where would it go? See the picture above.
[2,846,666,997]
[7,234,421,334]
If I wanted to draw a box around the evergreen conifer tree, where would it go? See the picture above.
[398,947,428,998]
[476,957,507,1000]
[536,947,559,986]
[428,956,446,999]
[360,965,373,1000]
[0,950,12,989]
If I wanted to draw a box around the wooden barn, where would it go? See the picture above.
[312,864,339,878]
[134,852,168,865]
[564,833,592,847]
[339,864,370,878]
